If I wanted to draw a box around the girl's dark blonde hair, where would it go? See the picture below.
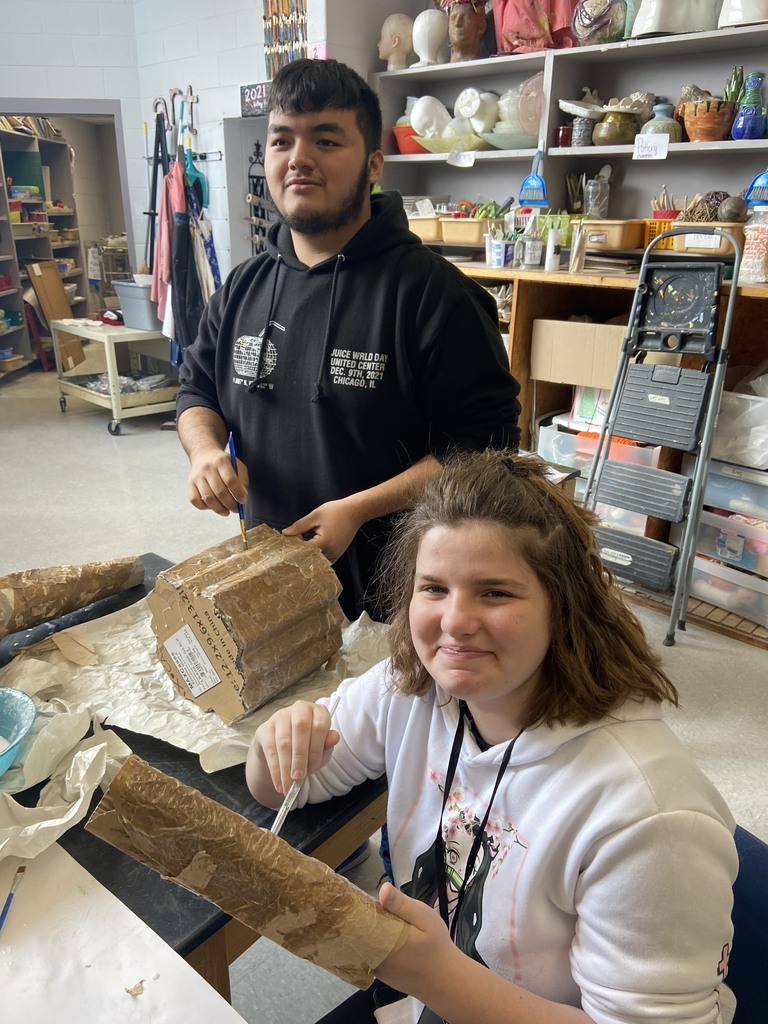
[379,449,678,729]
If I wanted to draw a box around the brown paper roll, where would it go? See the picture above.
[86,755,407,988]
[0,556,145,639]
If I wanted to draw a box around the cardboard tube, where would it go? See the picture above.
[86,756,407,988]
[0,557,145,639]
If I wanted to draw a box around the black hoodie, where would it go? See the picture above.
[177,191,521,618]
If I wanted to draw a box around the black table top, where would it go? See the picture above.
[7,553,387,957]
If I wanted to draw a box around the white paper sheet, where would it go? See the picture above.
[0,844,247,1023]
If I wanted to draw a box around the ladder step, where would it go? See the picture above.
[593,461,692,521]
[594,526,679,591]
[613,363,712,451]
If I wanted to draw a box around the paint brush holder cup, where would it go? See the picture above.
[683,99,736,142]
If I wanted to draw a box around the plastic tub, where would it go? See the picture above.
[581,219,646,250]
[112,280,163,332]
[695,508,768,578]
[690,555,768,627]
[407,215,442,242]
[696,458,768,520]
[671,222,745,255]
[440,217,503,245]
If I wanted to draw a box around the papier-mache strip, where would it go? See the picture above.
[85,755,407,988]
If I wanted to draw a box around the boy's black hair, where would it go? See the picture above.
[268,58,383,156]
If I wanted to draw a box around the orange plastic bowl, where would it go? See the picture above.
[392,125,428,154]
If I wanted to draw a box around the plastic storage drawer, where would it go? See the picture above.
[690,556,768,628]
[537,423,661,474]
[695,509,768,578]
[685,458,768,520]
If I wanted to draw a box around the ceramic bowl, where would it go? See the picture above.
[683,100,736,142]
[0,687,36,777]
[480,131,537,150]
[417,134,493,153]
[392,125,429,154]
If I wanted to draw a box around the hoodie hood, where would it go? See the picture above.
[436,690,666,768]
[264,189,421,268]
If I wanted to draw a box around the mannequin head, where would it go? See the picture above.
[444,0,487,62]
[378,13,414,70]
[411,8,449,67]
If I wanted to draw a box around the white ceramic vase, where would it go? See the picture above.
[630,0,718,35]
[718,0,768,25]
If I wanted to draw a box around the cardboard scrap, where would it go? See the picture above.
[0,557,145,640]
[86,755,408,988]
[147,525,344,724]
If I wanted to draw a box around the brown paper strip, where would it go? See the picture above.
[85,755,407,988]
[0,556,144,639]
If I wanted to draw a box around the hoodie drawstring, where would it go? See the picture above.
[312,253,345,403]
[248,254,283,394]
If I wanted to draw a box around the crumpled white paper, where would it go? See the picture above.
[0,599,389,862]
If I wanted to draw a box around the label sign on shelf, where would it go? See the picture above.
[448,147,476,168]
[241,81,271,118]
[633,134,670,160]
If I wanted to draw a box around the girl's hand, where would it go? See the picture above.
[374,883,460,999]
[248,700,340,802]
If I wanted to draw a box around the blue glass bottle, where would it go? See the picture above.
[731,71,767,141]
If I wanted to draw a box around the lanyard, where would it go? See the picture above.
[434,705,522,941]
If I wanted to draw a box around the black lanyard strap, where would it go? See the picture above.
[434,706,522,940]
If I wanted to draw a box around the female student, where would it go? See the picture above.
[246,450,737,1024]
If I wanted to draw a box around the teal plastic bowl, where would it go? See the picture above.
[0,687,36,777]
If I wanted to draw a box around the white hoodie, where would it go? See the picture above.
[300,661,737,1024]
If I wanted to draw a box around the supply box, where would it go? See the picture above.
[581,219,645,250]
[531,318,684,392]
[112,279,163,332]
[531,319,627,391]
[147,524,344,724]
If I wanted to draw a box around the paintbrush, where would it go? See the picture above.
[227,431,248,549]
[0,865,25,933]
[270,693,342,837]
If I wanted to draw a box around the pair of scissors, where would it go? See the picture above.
[269,693,341,836]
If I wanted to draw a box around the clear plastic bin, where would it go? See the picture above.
[695,509,768,578]
[690,556,768,628]
[695,459,768,520]
[537,423,661,473]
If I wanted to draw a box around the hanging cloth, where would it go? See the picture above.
[150,161,186,321]
[185,143,209,209]
[170,209,205,365]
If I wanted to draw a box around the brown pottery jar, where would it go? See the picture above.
[592,109,640,146]
[683,99,736,142]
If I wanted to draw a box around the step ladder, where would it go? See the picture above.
[582,226,743,645]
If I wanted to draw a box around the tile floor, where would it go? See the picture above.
[1,363,764,1024]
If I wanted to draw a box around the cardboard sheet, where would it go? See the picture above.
[87,755,408,989]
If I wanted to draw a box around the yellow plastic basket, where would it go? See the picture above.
[643,218,677,250]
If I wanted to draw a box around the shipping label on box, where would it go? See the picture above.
[147,524,344,724]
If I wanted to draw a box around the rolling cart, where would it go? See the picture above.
[582,226,743,645]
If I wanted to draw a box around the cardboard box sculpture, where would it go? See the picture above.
[147,525,344,724]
